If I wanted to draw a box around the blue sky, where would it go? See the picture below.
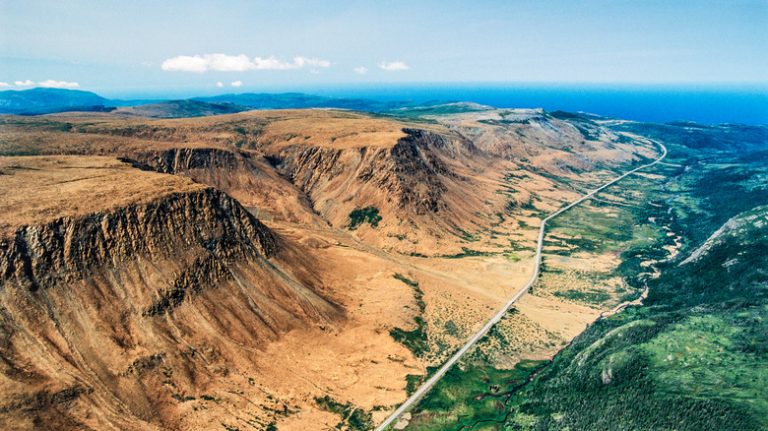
[1,0,766,96]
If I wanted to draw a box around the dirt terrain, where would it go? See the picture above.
[0,108,660,430]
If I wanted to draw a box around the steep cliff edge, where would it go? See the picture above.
[1,184,277,294]
[263,127,505,251]
[268,128,461,216]
[437,108,658,177]
[0,156,339,430]
[117,146,321,224]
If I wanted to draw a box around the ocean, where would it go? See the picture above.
[308,83,768,125]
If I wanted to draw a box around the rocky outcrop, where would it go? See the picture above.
[681,206,768,265]
[362,129,459,214]
[0,187,277,293]
[268,128,471,218]
[117,147,323,225]
[119,147,243,174]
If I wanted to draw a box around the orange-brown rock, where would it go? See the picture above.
[0,156,338,430]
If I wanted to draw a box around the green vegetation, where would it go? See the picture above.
[390,316,429,357]
[348,206,382,229]
[406,374,426,396]
[545,202,640,255]
[553,289,611,305]
[443,320,460,337]
[455,227,479,242]
[406,123,768,430]
[440,247,495,259]
[172,393,195,402]
[505,200,518,212]
[405,360,546,430]
[314,395,373,431]
[390,274,430,357]
[502,252,521,262]
[501,205,768,430]
[520,197,538,211]
[394,272,420,289]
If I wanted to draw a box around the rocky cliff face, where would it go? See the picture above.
[0,180,339,430]
[267,128,473,221]
[1,187,276,292]
[119,147,322,225]
[364,129,459,215]
[0,112,507,248]
[120,147,243,174]
[257,126,517,254]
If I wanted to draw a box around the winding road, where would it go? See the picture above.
[375,139,667,431]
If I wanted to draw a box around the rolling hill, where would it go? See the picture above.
[0,88,111,115]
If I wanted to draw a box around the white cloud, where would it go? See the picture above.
[161,53,331,73]
[0,82,10,88]
[216,81,224,88]
[247,55,331,70]
[291,57,331,69]
[230,80,243,87]
[161,55,209,73]
[378,61,410,71]
[353,66,368,75]
[15,80,34,86]
[38,80,80,89]
[207,54,254,72]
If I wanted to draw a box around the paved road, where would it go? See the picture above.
[374,140,667,431]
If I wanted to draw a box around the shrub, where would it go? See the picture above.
[348,206,382,229]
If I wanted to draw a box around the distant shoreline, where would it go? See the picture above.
[309,83,768,125]
[4,84,767,125]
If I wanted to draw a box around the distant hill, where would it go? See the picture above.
[193,93,496,117]
[194,92,414,112]
[0,88,488,117]
[0,88,112,114]
[386,101,493,117]
[0,89,397,116]
[114,100,249,118]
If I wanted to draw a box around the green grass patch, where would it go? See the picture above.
[390,274,430,357]
[440,247,495,259]
[407,360,547,430]
[554,289,612,305]
[314,395,373,431]
[348,206,382,229]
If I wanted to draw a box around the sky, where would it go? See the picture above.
[1,0,767,97]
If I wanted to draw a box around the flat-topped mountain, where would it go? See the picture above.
[114,100,249,118]
[0,88,111,115]
[0,156,340,430]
